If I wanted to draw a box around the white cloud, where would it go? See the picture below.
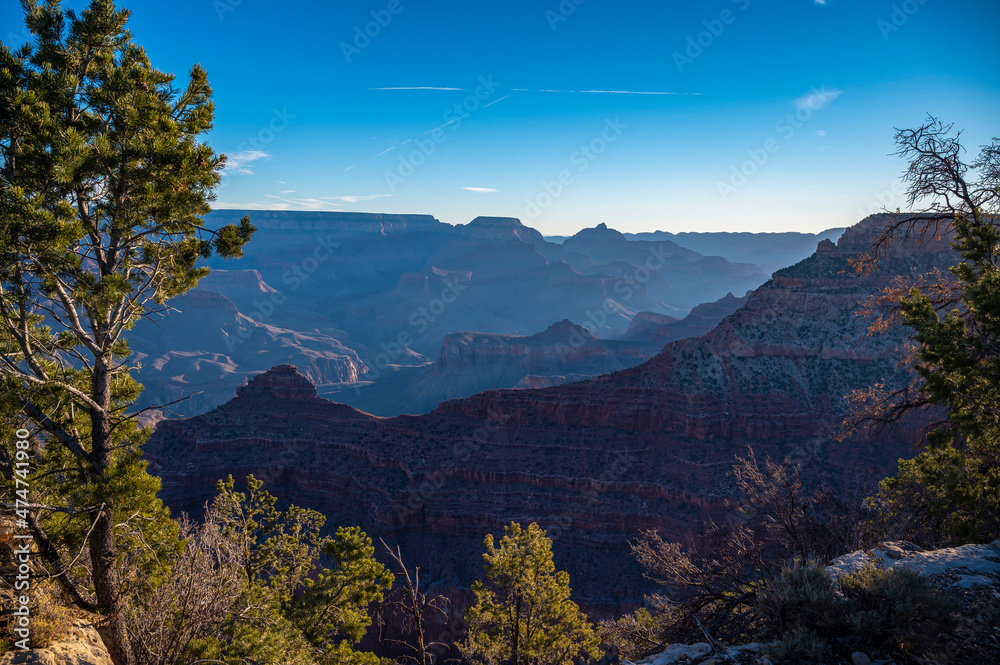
[424,118,460,134]
[462,187,500,193]
[815,0,827,4]
[794,87,842,111]
[579,90,679,95]
[370,86,465,91]
[318,194,392,203]
[213,201,291,210]
[252,194,392,209]
[483,95,509,108]
[342,146,396,172]
[266,195,340,208]
[222,150,269,175]
[279,189,296,194]
[815,130,827,137]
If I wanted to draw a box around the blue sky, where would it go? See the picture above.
[3,0,999,235]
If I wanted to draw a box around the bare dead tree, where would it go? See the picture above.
[854,115,999,271]
[378,540,451,665]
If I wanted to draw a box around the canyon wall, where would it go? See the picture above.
[146,214,955,611]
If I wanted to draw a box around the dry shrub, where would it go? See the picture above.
[125,508,251,665]
[732,449,889,562]
[26,581,75,648]
[0,578,74,649]
[601,522,772,657]
[763,628,834,665]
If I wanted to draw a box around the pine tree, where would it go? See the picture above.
[462,522,601,665]
[884,213,1000,544]
[202,477,393,665]
[0,1,252,661]
[870,118,1000,545]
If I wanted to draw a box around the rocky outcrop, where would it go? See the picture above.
[148,214,958,611]
[0,621,112,665]
[625,642,763,665]
[827,540,1000,591]
[236,364,318,400]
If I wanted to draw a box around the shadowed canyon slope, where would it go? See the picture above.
[146,214,946,609]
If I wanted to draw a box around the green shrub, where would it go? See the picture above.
[757,561,956,664]
[765,628,835,665]
[839,564,956,656]
[756,560,845,639]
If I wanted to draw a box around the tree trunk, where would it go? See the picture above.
[88,358,135,665]
[91,509,133,665]
[513,595,521,665]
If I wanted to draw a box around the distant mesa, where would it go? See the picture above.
[172,288,239,313]
[460,216,546,245]
[625,311,682,337]
[207,209,446,234]
[625,292,746,343]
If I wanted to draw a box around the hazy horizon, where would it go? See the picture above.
[206,206,851,237]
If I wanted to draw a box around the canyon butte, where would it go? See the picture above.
[146,214,952,613]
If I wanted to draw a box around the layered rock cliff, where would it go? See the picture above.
[133,211,778,418]
[146,214,956,611]
[328,319,663,416]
